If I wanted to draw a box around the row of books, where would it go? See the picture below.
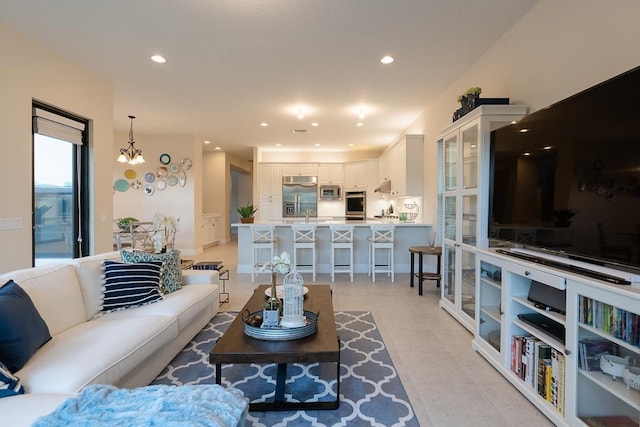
[511,335,565,415]
[579,296,640,346]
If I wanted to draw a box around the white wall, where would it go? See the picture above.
[406,0,640,236]
[0,23,114,273]
[113,132,202,255]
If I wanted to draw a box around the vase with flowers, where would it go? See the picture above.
[259,251,291,327]
[151,212,179,253]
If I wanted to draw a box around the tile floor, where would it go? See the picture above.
[195,238,554,426]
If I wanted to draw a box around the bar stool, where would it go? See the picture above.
[292,223,317,282]
[367,224,395,282]
[330,225,354,282]
[409,245,442,295]
[251,225,279,283]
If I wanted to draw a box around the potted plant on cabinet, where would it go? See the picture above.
[237,204,258,224]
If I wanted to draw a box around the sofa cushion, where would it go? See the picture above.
[0,393,73,427]
[97,261,164,316]
[16,315,178,393]
[121,249,185,293]
[0,264,85,337]
[0,361,24,397]
[0,281,51,373]
[99,284,217,332]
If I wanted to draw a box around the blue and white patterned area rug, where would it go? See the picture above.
[152,311,420,427]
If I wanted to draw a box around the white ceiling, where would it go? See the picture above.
[0,0,538,160]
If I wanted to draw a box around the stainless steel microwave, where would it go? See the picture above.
[319,184,342,200]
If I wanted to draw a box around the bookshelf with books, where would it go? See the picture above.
[567,280,640,426]
[472,250,570,426]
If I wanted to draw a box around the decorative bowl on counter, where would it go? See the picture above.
[600,355,636,380]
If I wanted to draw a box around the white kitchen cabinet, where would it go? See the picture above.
[258,163,283,221]
[202,216,216,246]
[390,135,423,197]
[318,164,344,184]
[281,163,318,177]
[344,161,368,190]
[438,106,527,332]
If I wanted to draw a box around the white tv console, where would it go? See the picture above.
[470,247,640,426]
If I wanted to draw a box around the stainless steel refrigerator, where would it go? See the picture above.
[282,176,318,218]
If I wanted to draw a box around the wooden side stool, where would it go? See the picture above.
[409,246,442,295]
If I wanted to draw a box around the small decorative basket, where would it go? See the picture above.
[624,366,640,391]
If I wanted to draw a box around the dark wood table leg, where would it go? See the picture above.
[410,251,415,288]
[418,252,424,296]
[215,363,222,385]
[274,363,287,403]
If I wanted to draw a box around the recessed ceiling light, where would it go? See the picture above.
[380,55,394,64]
[151,55,166,63]
[356,122,364,127]
[297,107,305,119]
[523,152,531,156]
[520,128,529,133]
[275,143,282,147]
[543,146,553,150]
[348,144,354,147]
[315,143,320,147]
[214,146,221,150]
[311,122,319,127]
[203,140,211,144]
[260,122,269,127]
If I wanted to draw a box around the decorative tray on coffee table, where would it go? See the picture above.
[242,309,318,341]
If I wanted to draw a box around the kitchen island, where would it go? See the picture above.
[233,219,434,276]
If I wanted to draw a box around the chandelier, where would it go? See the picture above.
[117,115,145,165]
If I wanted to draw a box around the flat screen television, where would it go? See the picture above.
[489,65,640,274]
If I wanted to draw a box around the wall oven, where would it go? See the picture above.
[345,191,366,220]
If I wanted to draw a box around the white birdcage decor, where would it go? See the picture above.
[280,272,305,328]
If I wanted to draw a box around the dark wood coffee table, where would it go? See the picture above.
[209,284,340,411]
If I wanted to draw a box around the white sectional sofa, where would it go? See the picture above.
[0,251,222,426]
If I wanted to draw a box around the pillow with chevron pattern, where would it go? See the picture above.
[0,361,24,398]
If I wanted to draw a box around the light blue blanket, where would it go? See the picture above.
[33,384,248,427]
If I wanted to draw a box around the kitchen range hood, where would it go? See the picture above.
[374,180,391,193]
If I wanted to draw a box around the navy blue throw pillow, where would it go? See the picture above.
[0,280,52,373]
[98,260,164,316]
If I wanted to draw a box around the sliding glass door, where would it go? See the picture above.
[32,104,89,265]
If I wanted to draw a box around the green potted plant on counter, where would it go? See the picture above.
[237,204,258,224]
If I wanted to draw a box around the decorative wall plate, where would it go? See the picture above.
[169,163,180,173]
[114,179,129,192]
[124,169,136,179]
[167,175,178,186]
[143,184,155,196]
[178,170,187,187]
[159,153,171,165]
[156,166,168,178]
[180,158,193,170]
[155,179,167,191]
[144,172,156,183]
[130,179,142,190]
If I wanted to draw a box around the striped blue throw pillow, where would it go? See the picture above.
[97,260,164,316]
[0,361,24,398]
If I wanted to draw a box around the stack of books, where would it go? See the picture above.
[511,335,565,414]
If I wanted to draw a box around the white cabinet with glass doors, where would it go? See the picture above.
[437,105,527,332]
